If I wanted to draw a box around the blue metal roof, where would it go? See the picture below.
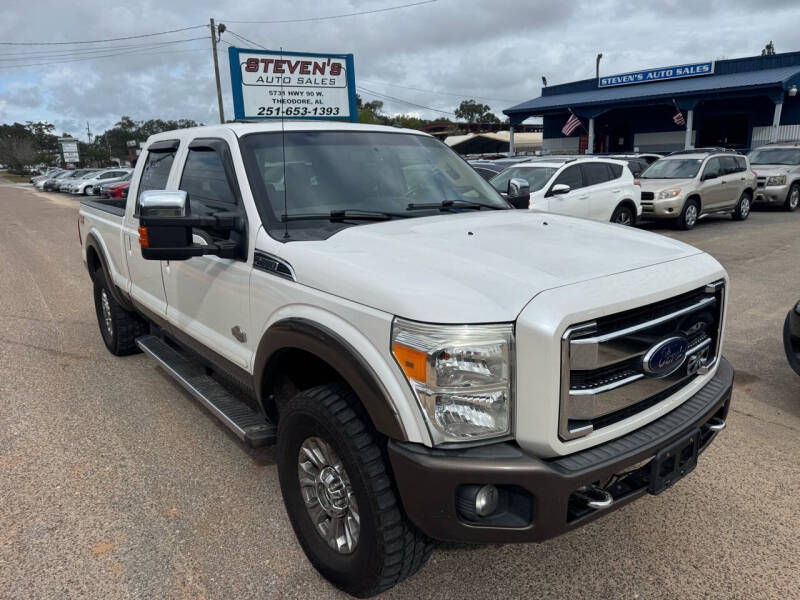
[505,64,800,117]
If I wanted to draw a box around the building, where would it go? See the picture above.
[444,131,542,155]
[503,51,800,154]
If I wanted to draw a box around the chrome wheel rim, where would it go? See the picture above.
[790,187,799,209]
[685,204,698,227]
[86,186,93,195]
[740,196,750,217]
[298,436,360,554]
[100,289,113,336]
[614,211,632,225]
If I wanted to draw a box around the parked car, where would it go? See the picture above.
[107,181,130,199]
[638,150,756,229]
[61,170,100,192]
[609,155,651,178]
[785,299,800,376]
[97,172,132,198]
[468,160,506,181]
[42,170,81,191]
[68,168,132,196]
[748,142,800,211]
[489,157,641,225]
[30,167,63,184]
[80,121,732,596]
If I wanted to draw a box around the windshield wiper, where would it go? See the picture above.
[406,199,505,211]
[281,209,411,223]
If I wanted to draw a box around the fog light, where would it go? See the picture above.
[475,485,499,517]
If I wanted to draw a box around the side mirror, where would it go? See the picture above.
[138,190,240,261]
[551,183,571,195]
[507,177,531,209]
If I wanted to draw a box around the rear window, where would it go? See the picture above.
[581,162,612,186]
[609,163,624,178]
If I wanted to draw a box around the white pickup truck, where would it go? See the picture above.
[79,121,733,597]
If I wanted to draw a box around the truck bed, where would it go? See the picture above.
[80,198,126,216]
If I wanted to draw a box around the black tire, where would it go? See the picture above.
[785,183,800,212]
[84,185,94,196]
[610,204,634,226]
[675,197,700,230]
[276,384,433,597]
[92,268,148,355]
[732,191,752,221]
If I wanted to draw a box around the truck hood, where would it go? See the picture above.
[639,178,696,193]
[750,165,794,176]
[278,211,704,323]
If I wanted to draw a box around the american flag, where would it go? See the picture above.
[673,109,686,126]
[561,112,582,136]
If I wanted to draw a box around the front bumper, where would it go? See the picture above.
[640,195,686,218]
[754,184,788,204]
[389,357,733,544]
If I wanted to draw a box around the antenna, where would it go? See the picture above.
[280,46,289,239]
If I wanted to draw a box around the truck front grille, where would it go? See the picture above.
[559,281,725,440]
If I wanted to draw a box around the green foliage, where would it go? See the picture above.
[761,41,775,56]
[454,99,500,123]
[94,116,202,163]
[0,122,59,172]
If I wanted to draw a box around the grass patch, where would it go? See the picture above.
[0,171,32,183]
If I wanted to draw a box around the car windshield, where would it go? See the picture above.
[641,158,702,179]
[240,130,509,241]
[747,148,800,165]
[80,171,99,179]
[489,165,557,193]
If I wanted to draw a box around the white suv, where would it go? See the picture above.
[489,157,642,225]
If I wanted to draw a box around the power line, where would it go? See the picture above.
[358,86,455,116]
[224,0,436,24]
[359,79,514,104]
[0,25,208,46]
[0,37,208,61]
[225,30,267,50]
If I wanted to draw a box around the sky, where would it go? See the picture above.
[1,0,800,140]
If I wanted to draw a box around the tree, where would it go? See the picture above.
[454,99,500,124]
[0,121,60,172]
[761,41,775,56]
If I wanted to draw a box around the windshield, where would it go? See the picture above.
[641,158,702,179]
[747,148,800,165]
[489,165,557,193]
[240,131,509,241]
[80,171,99,179]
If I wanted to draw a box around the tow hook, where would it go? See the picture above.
[706,417,726,432]
[574,484,614,510]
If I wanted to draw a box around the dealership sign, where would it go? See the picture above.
[228,47,356,122]
[598,61,714,88]
[59,138,79,163]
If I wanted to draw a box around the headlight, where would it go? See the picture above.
[766,175,786,186]
[391,318,513,444]
[657,188,681,199]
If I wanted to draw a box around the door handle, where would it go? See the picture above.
[579,195,589,199]
[611,189,621,193]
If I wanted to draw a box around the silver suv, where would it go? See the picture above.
[639,149,756,230]
[748,142,800,211]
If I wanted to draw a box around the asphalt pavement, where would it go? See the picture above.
[1,181,799,599]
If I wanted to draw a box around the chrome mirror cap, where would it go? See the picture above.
[139,190,188,217]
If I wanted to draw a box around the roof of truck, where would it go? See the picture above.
[145,121,430,145]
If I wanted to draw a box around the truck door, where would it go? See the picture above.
[545,164,588,218]
[161,136,254,374]
[122,140,179,318]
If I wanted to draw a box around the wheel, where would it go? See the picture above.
[675,198,699,230]
[92,268,148,355]
[785,183,800,211]
[732,191,752,221]
[610,204,634,226]
[276,384,433,597]
[84,185,94,196]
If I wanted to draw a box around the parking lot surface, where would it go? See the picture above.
[1,182,799,600]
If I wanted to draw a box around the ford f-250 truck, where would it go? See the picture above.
[79,122,733,597]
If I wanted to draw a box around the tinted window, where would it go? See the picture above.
[720,156,740,175]
[491,165,557,193]
[735,156,747,172]
[137,147,177,208]
[608,163,624,178]
[553,165,583,190]
[702,157,721,179]
[581,162,612,186]
[179,145,238,211]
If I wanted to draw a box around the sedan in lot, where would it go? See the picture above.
[468,160,507,181]
[61,170,100,192]
[67,167,131,195]
[97,172,132,198]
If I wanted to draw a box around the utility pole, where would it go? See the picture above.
[86,121,92,143]
[596,53,603,79]
[210,18,225,123]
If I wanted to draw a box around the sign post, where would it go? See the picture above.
[228,47,357,122]
[59,138,80,165]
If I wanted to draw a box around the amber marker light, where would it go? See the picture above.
[392,343,427,383]
[138,226,149,248]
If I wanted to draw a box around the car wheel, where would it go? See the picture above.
[93,268,148,355]
[85,185,94,196]
[732,191,752,221]
[277,384,433,597]
[785,183,800,211]
[610,205,634,226]
[676,198,699,230]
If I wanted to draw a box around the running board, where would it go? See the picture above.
[136,335,276,447]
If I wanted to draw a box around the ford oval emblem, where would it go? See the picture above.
[642,336,689,378]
